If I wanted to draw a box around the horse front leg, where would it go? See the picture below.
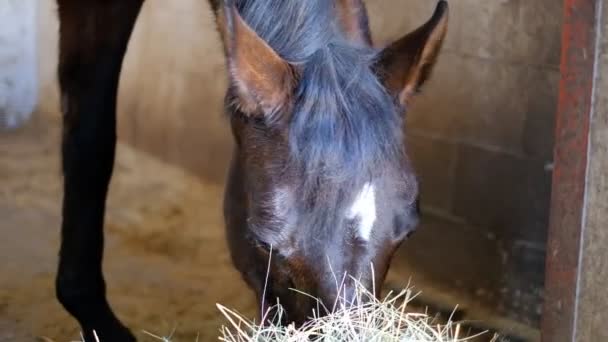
[55,1,143,341]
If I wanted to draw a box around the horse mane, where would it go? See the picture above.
[235,0,404,240]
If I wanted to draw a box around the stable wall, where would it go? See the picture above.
[0,0,37,130]
[35,0,562,332]
[376,0,561,328]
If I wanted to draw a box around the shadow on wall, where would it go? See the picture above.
[37,0,230,184]
[35,0,561,329]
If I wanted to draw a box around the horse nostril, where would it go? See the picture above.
[410,197,421,227]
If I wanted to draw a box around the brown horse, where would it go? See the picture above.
[54,0,448,340]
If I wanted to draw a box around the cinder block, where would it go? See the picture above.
[451,144,552,243]
[406,134,457,212]
[518,0,563,67]
[407,56,529,154]
[395,214,505,308]
[447,0,561,66]
[522,67,559,159]
[394,206,546,326]
[365,0,436,45]
[366,0,561,67]
[499,239,545,326]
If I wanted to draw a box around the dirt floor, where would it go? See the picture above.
[0,110,258,341]
[0,110,539,342]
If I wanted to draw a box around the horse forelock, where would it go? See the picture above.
[235,0,405,241]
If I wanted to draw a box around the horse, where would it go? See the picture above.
[54,0,448,340]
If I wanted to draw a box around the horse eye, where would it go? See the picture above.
[252,116,267,128]
[392,211,418,242]
[255,239,273,253]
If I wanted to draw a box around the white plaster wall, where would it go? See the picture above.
[0,0,37,130]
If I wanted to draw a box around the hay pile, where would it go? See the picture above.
[67,282,497,342]
[217,281,496,342]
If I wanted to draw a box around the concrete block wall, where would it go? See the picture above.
[35,0,562,328]
[364,0,561,326]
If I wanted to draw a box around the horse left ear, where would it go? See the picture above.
[375,1,448,106]
[217,3,294,116]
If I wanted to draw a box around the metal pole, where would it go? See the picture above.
[541,0,600,341]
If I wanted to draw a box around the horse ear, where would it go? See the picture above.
[207,0,219,14]
[376,1,448,106]
[218,4,294,116]
[335,0,373,46]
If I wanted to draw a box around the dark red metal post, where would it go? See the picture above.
[541,0,598,341]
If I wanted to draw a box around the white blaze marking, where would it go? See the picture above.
[347,183,376,241]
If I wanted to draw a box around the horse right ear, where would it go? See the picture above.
[375,1,448,106]
[217,3,294,117]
